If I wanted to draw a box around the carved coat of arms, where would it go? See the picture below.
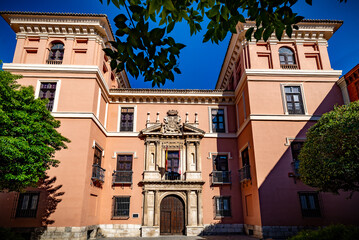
[163,110,181,134]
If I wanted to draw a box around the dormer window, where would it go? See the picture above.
[47,42,64,64]
[279,47,297,69]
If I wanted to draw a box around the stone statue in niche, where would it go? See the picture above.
[163,110,182,134]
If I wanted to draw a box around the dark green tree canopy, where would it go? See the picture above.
[0,70,70,192]
[101,0,346,87]
[299,101,359,196]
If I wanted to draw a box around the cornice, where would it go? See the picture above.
[1,11,114,43]
[216,19,342,90]
[109,88,235,105]
[245,69,342,78]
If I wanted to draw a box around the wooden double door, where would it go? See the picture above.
[160,195,185,235]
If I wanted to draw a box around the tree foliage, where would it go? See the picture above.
[299,101,359,195]
[0,70,70,192]
[100,0,347,86]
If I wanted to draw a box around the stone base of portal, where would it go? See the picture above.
[186,226,204,236]
[141,226,160,237]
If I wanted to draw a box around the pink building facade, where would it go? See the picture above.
[0,12,358,239]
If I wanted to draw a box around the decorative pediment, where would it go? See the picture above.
[140,110,205,138]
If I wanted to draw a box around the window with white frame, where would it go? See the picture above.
[283,85,305,114]
[118,106,137,132]
[39,82,57,111]
[210,108,226,133]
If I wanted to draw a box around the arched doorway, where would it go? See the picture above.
[160,195,185,235]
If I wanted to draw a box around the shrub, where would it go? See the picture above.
[289,224,359,240]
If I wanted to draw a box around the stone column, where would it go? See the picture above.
[144,141,148,171]
[187,190,198,226]
[147,191,155,226]
[197,190,203,225]
[154,190,160,226]
[143,190,148,226]
[196,142,201,172]
[155,141,160,170]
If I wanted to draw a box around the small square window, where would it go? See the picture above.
[284,86,305,114]
[298,192,321,217]
[214,196,231,217]
[16,192,40,218]
[113,196,130,218]
[120,107,134,131]
[211,109,225,133]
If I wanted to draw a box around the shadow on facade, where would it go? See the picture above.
[198,133,243,236]
[13,175,64,240]
[257,86,359,238]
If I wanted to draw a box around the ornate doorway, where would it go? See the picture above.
[160,195,185,235]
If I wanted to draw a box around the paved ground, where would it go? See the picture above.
[98,235,260,240]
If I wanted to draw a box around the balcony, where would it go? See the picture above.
[239,165,251,182]
[46,59,62,64]
[92,165,105,182]
[113,170,133,184]
[165,172,181,180]
[280,64,298,70]
[211,171,231,184]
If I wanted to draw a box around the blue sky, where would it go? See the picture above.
[1,0,358,89]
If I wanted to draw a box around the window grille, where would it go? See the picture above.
[120,108,134,131]
[16,192,40,218]
[113,196,130,217]
[39,82,57,111]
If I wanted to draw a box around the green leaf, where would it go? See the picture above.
[103,48,114,56]
[163,0,175,11]
[167,21,175,33]
[294,16,305,23]
[149,0,159,15]
[245,27,254,40]
[206,5,220,18]
[286,25,293,38]
[174,67,181,74]
[114,14,127,23]
[176,43,186,50]
[221,6,229,21]
[275,25,285,41]
[263,27,273,41]
[305,0,313,6]
[110,59,117,70]
[238,14,246,23]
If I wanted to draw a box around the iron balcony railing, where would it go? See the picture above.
[113,170,133,184]
[239,165,251,182]
[92,164,105,182]
[46,59,63,64]
[280,64,298,70]
[211,171,231,184]
[165,172,181,180]
[16,208,37,218]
